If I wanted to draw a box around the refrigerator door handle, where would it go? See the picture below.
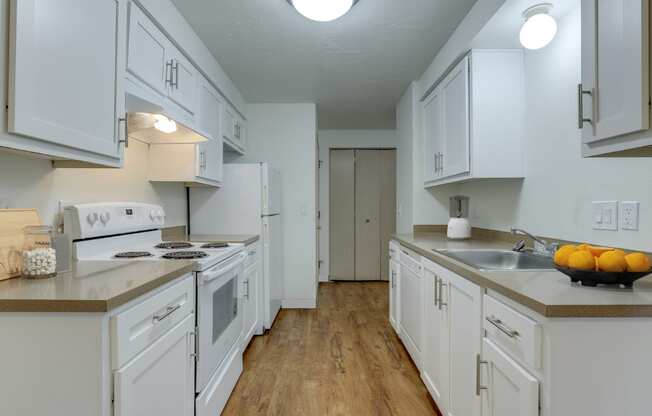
[261,213,281,218]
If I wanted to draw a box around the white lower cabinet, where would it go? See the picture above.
[114,313,195,416]
[421,258,482,416]
[481,338,539,416]
[399,248,423,366]
[242,243,262,349]
[389,257,401,333]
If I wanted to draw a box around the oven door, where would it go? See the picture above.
[196,251,246,392]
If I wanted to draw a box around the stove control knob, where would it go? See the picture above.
[87,212,99,226]
[100,212,111,225]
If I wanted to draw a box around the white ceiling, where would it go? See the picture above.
[170,0,478,129]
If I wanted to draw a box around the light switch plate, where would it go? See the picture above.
[592,201,618,231]
[621,201,640,231]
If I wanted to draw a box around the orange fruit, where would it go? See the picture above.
[577,244,591,253]
[568,250,597,271]
[598,250,627,272]
[587,246,613,258]
[624,253,651,273]
[554,245,577,267]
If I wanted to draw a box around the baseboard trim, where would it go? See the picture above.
[282,298,317,309]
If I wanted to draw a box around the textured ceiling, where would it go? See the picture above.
[171,0,478,129]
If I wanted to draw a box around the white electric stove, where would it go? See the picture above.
[64,202,246,416]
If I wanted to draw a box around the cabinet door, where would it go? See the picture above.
[221,106,235,143]
[400,263,422,356]
[196,139,223,184]
[423,86,444,183]
[481,338,539,416]
[168,48,199,116]
[9,0,126,160]
[441,56,470,178]
[389,258,400,333]
[422,267,447,413]
[581,0,649,143]
[242,264,259,348]
[114,314,195,416]
[127,2,169,97]
[444,270,482,416]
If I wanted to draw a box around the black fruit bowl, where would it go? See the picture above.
[555,266,651,288]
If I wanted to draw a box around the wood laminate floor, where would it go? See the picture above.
[222,282,440,416]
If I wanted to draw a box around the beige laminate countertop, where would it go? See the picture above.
[186,234,260,245]
[393,233,652,318]
[0,260,195,313]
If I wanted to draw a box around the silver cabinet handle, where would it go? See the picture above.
[153,304,181,322]
[433,275,439,306]
[439,153,444,173]
[434,153,438,173]
[165,59,174,87]
[243,279,250,300]
[438,279,447,310]
[118,116,129,148]
[476,354,488,396]
[391,270,395,288]
[486,316,520,338]
[577,83,593,128]
[172,60,179,89]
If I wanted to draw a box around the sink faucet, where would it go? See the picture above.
[510,228,559,256]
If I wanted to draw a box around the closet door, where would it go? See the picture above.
[355,150,381,280]
[329,149,356,280]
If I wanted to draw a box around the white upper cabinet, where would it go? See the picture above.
[126,3,199,125]
[221,104,246,154]
[127,2,169,97]
[580,0,651,156]
[167,48,199,116]
[6,0,127,167]
[422,50,525,187]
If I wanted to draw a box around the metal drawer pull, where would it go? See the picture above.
[391,270,396,288]
[476,354,488,396]
[118,116,129,148]
[486,316,520,338]
[153,304,181,322]
[244,279,250,299]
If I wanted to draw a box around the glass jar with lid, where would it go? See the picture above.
[22,225,57,279]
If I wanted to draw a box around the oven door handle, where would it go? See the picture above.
[199,252,246,285]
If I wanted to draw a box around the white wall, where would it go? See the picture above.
[0,140,187,227]
[458,2,652,251]
[229,103,318,307]
[317,130,397,282]
[397,87,416,234]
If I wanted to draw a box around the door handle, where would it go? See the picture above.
[365,219,371,224]
[433,275,439,306]
[476,354,488,396]
[486,316,520,338]
[438,279,447,310]
[577,83,593,128]
[118,116,129,148]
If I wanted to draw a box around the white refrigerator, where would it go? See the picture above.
[190,163,283,329]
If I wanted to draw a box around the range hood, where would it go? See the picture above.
[125,91,208,145]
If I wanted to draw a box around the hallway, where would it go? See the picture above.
[223,282,440,416]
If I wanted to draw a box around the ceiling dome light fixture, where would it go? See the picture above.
[519,3,557,50]
[287,0,359,22]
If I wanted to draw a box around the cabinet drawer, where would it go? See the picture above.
[244,242,260,269]
[112,274,195,369]
[483,294,542,369]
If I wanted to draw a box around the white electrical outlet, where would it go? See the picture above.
[621,201,640,231]
[592,201,618,231]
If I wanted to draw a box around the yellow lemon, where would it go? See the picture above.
[554,245,577,267]
[568,250,596,271]
[598,250,627,272]
[624,253,651,273]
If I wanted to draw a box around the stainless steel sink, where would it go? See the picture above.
[435,249,554,271]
